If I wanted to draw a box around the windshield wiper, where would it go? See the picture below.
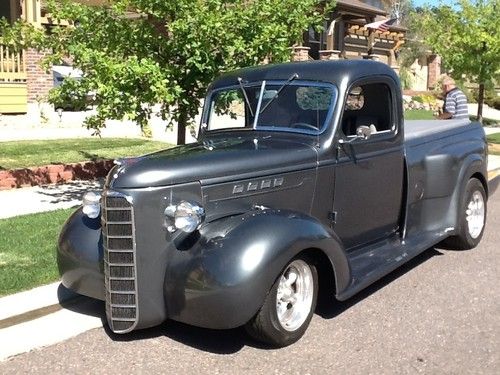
[259,73,299,115]
[237,77,255,118]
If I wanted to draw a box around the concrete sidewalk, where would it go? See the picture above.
[0,179,103,219]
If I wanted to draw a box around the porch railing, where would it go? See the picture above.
[0,44,27,82]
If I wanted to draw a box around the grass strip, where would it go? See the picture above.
[0,208,73,296]
[0,138,172,170]
[488,133,500,155]
[487,133,500,144]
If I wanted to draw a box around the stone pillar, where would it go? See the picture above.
[26,48,53,103]
[291,46,310,62]
[319,50,341,60]
[427,54,441,90]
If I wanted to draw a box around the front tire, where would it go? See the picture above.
[245,256,318,347]
[443,177,487,250]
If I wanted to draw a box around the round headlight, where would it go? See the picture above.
[165,201,205,233]
[82,191,101,219]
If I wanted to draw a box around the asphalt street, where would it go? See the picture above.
[1,190,499,374]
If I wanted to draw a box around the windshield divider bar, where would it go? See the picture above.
[253,80,267,129]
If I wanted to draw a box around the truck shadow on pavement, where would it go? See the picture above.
[37,180,104,204]
[102,321,250,354]
[70,247,443,354]
[316,247,444,319]
[58,285,106,319]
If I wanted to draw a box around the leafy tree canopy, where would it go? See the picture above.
[0,0,335,143]
[415,0,500,120]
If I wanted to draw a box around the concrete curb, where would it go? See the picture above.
[0,159,114,190]
[0,282,78,327]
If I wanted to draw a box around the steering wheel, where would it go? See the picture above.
[289,122,318,131]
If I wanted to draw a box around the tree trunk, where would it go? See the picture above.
[177,104,187,145]
[477,82,484,124]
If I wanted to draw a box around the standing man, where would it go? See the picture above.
[438,76,469,119]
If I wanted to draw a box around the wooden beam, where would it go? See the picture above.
[40,16,72,26]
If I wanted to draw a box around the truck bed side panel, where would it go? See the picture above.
[404,120,487,238]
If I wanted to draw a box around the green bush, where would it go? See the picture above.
[485,95,500,110]
[469,84,499,108]
[399,67,413,90]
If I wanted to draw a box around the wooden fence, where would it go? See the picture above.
[0,44,28,113]
[0,44,27,82]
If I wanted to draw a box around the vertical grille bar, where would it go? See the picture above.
[102,192,138,333]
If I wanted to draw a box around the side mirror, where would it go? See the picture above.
[356,125,372,140]
[339,125,373,145]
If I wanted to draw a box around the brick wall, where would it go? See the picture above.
[291,46,311,62]
[427,54,441,90]
[26,48,54,103]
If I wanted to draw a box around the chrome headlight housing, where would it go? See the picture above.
[164,201,205,233]
[82,191,101,219]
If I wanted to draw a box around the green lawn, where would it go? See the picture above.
[0,209,73,296]
[487,133,500,144]
[0,138,172,170]
[488,133,500,155]
[404,110,434,120]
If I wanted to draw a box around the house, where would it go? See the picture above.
[0,0,67,115]
[294,0,441,91]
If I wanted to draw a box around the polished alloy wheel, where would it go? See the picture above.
[276,259,314,332]
[466,190,485,239]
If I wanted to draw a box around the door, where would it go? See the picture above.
[333,79,405,250]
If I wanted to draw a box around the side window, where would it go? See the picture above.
[341,83,393,137]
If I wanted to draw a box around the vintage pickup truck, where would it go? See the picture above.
[58,60,489,347]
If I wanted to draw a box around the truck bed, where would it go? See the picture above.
[404,119,478,146]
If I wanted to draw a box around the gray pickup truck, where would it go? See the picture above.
[58,60,489,347]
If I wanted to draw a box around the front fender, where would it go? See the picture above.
[57,207,105,301]
[164,209,349,329]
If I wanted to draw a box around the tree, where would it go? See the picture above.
[383,0,412,25]
[0,0,335,144]
[416,0,500,122]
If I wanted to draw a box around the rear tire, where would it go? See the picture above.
[442,178,486,250]
[245,256,318,347]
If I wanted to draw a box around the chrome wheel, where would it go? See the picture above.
[466,190,485,239]
[276,259,314,332]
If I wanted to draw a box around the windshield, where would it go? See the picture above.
[203,81,337,134]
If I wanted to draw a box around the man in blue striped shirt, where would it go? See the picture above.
[438,76,469,119]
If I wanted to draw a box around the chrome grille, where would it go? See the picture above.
[102,192,138,333]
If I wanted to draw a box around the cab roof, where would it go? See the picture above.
[209,60,400,90]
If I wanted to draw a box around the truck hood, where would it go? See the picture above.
[107,132,318,189]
